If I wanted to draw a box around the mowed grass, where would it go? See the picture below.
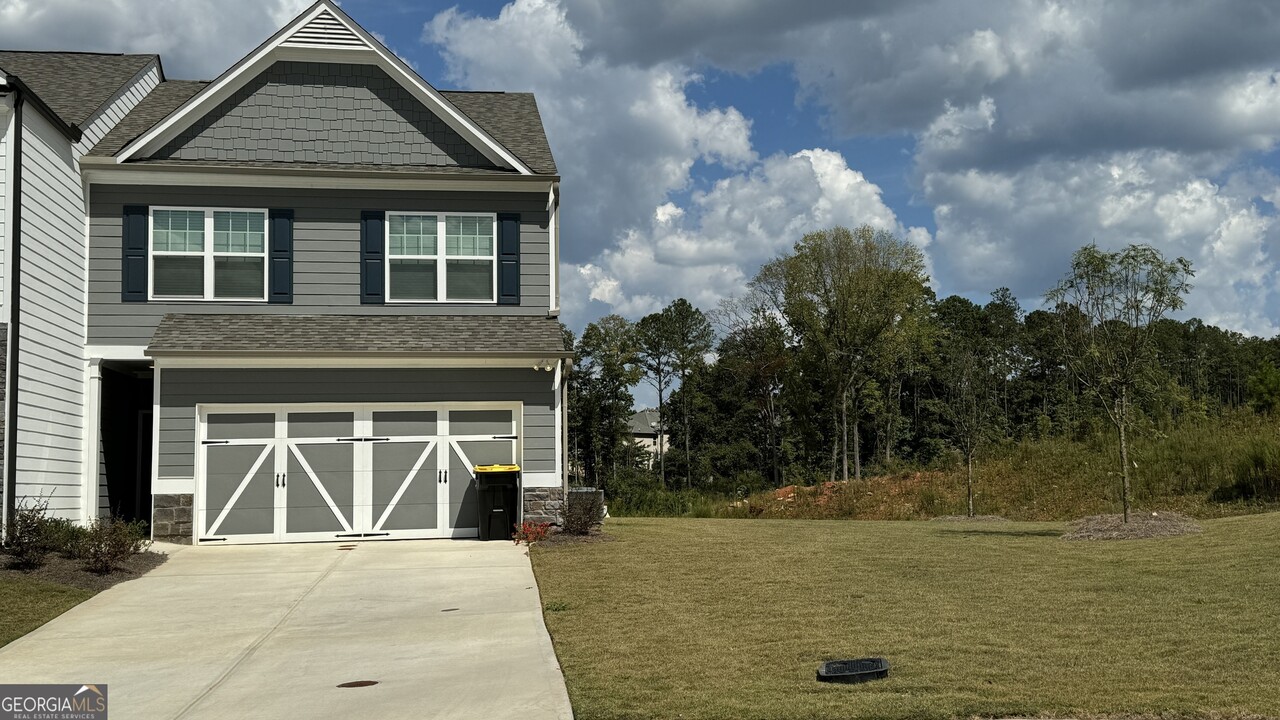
[532,515,1280,720]
[0,576,92,647]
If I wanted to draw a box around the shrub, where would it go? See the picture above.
[81,517,150,574]
[513,520,551,545]
[564,488,604,534]
[45,517,91,559]
[4,498,58,569]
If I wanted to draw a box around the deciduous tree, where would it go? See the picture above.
[1046,244,1194,522]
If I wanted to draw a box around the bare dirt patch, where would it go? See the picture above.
[1062,511,1202,541]
[1,551,167,592]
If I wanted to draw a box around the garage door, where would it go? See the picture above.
[197,405,518,544]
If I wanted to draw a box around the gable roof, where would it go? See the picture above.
[147,314,572,357]
[629,409,662,436]
[88,81,558,175]
[0,51,157,129]
[115,0,538,175]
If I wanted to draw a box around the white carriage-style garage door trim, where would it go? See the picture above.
[194,402,521,545]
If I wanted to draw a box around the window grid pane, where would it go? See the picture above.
[445,215,493,257]
[153,210,204,252]
[389,214,437,257]
[213,211,265,254]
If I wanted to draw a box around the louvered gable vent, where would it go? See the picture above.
[281,9,366,49]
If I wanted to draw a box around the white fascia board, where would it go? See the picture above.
[116,0,533,175]
[153,355,567,370]
[81,163,549,193]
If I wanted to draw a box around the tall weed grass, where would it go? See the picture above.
[712,412,1280,521]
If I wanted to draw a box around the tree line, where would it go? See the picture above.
[565,225,1280,520]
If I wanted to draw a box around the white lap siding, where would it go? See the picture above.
[13,62,158,521]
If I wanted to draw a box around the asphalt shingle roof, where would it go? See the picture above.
[0,51,156,128]
[89,82,558,176]
[442,91,558,176]
[88,80,208,157]
[147,314,572,356]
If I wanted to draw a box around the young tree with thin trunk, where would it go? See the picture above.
[1046,244,1193,523]
[666,298,715,490]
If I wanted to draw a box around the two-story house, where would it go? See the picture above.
[0,0,569,545]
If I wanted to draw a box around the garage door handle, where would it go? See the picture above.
[274,473,280,488]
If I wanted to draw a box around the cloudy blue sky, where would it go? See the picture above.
[5,0,1280,335]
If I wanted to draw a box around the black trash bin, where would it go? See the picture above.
[475,464,521,541]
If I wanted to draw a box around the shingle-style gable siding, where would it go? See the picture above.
[151,61,499,168]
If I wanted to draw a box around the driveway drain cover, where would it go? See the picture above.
[337,680,378,688]
[817,658,890,684]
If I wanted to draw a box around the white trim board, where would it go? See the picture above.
[82,164,554,193]
[85,345,149,361]
[154,476,194,495]
[154,356,567,370]
[116,0,533,175]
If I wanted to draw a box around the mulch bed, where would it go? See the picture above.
[1061,511,1202,541]
[535,528,614,547]
[1,551,168,592]
[931,515,1011,522]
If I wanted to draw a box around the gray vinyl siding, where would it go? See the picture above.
[88,185,550,344]
[152,61,496,168]
[157,367,556,478]
[13,64,159,520]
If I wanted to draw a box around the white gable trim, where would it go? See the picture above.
[116,0,534,175]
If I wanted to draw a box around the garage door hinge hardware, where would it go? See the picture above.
[201,440,230,445]
[202,537,227,542]
[336,436,391,443]
[491,435,518,440]
[335,532,391,538]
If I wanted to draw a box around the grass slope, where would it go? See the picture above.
[0,576,92,647]
[533,515,1280,720]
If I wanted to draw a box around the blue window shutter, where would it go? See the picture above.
[360,210,385,304]
[121,205,148,302]
[497,213,520,306]
[267,209,294,304]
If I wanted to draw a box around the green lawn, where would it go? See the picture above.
[532,515,1280,720]
[0,576,93,647]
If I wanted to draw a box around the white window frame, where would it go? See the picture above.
[385,211,498,304]
[149,206,269,302]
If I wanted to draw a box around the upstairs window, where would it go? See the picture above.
[386,212,495,303]
[150,208,268,301]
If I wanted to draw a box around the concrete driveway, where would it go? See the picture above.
[0,541,573,720]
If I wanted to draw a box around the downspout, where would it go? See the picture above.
[2,77,22,536]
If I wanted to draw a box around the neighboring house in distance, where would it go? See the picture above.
[628,409,667,465]
[0,0,568,545]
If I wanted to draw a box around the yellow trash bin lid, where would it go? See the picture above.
[474,464,521,473]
